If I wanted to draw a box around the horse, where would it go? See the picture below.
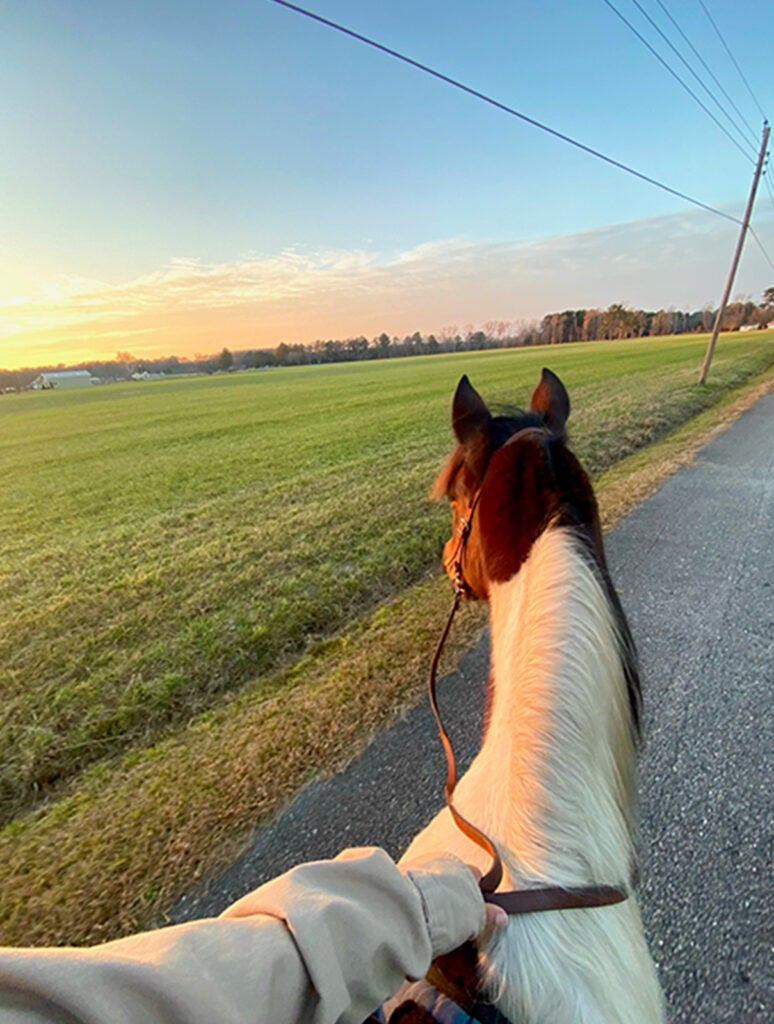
[395,369,664,1023]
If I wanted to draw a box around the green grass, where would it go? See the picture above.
[1,331,772,947]
[1,333,772,827]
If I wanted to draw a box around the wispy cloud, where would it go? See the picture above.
[2,205,771,368]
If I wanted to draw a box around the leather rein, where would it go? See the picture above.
[429,493,631,917]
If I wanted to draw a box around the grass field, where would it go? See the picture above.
[1,331,772,945]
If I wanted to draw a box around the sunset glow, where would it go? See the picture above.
[2,1,771,371]
[3,207,770,371]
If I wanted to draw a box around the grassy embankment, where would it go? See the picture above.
[1,332,772,946]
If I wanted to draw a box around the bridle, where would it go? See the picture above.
[443,491,483,601]
[429,486,632,916]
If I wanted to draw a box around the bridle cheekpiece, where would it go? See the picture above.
[445,493,482,601]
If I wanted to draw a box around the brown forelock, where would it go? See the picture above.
[432,413,545,600]
[431,434,490,505]
[430,447,462,502]
[431,410,543,504]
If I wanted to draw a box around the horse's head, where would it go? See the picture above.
[433,368,606,601]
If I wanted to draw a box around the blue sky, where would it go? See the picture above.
[1,0,772,367]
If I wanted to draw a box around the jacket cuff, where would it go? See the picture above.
[403,854,486,957]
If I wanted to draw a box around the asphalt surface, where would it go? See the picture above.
[173,392,773,1023]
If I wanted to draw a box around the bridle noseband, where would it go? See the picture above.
[430,485,632,917]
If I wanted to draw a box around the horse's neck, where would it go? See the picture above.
[465,527,636,888]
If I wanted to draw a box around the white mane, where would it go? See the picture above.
[401,527,664,1023]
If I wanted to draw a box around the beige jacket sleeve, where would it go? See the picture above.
[0,847,485,1024]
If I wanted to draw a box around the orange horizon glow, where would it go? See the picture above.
[2,208,764,372]
[0,243,507,371]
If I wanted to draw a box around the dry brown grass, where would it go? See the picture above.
[596,372,774,529]
[0,575,487,946]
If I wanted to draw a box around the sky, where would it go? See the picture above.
[1,0,773,370]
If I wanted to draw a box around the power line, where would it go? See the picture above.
[697,0,768,123]
[652,0,759,146]
[758,138,774,218]
[269,0,742,226]
[600,0,754,163]
[626,0,758,156]
[749,227,774,275]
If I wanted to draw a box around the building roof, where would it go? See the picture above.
[38,371,94,380]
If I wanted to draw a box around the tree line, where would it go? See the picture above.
[3,290,772,391]
[537,294,773,345]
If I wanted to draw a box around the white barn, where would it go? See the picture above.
[31,371,98,390]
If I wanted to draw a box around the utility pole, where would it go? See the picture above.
[699,121,770,385]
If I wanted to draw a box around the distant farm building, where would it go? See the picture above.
[31,371,98,390]
[739,321,774,332]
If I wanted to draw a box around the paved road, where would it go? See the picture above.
[173,393,773,1023]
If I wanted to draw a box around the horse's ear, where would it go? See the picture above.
[452,375,491,446]
[530,367,570,436]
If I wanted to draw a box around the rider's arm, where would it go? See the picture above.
[0,847,486,1024]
